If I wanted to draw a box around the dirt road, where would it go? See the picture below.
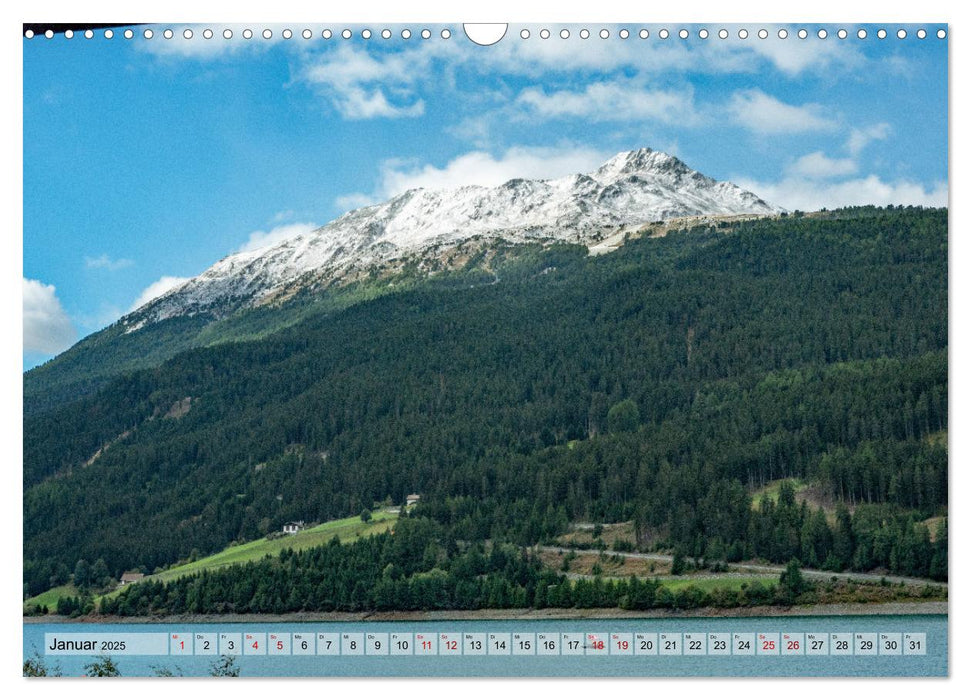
[537,546,947,589]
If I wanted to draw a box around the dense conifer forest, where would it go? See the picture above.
[24,207,948,603]
[96,518,944,617]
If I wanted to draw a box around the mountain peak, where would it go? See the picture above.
[126,148,781,327]
[595,148,685,180]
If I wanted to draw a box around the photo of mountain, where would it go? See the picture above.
[22,22,948,679]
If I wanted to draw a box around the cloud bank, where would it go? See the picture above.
[23,278,77,355]
[336,145,613,210]
[237,222,321,254]
[735,175,947,212]
[129,276,192,312]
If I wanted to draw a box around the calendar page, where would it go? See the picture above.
[21,16,948,681]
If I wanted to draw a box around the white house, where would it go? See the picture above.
[282,520,305,535]
[118,571,144,588]
[406,494,421,507]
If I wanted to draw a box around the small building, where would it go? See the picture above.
[406,494,421,507]
[282,520,305,535]
[118,571,144,587]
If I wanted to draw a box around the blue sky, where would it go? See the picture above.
[22,23,948,368]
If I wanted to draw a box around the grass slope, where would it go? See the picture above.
[132,510,399,588]
[24,583,79,610]
[26,511,398,610]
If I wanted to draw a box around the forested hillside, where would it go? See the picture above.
[23,207,948,597]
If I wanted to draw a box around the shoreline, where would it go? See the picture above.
[24,601,946,625]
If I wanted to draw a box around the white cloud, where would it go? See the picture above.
[129,276,192,312]
[336,87,424,119]
[236,222,320,254]
[23,278,77,355]
[139,23,872,137]
[781,121,894,182]
[515,82,698,125]
[786,151,858,180]
[728,89,838,134]
[734,175,947,212]
[85,254,134,271]
[295,36,755,123]
[847,123,892,156]
[301,43,447,119]
[334,192,379,212]
[336,145,613,210]
[744,33,863,76]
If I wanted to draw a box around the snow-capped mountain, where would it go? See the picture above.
[128,148,780,326]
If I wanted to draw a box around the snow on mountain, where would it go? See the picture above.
[129,148,780,326]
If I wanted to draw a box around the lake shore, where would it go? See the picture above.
[24,601,946,625]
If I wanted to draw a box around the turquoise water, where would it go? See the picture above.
[24,615,946,677]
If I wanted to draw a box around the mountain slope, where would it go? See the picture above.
[25,148,779,414]
[23,209,947,594]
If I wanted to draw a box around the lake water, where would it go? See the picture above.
[24,615,946,677]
